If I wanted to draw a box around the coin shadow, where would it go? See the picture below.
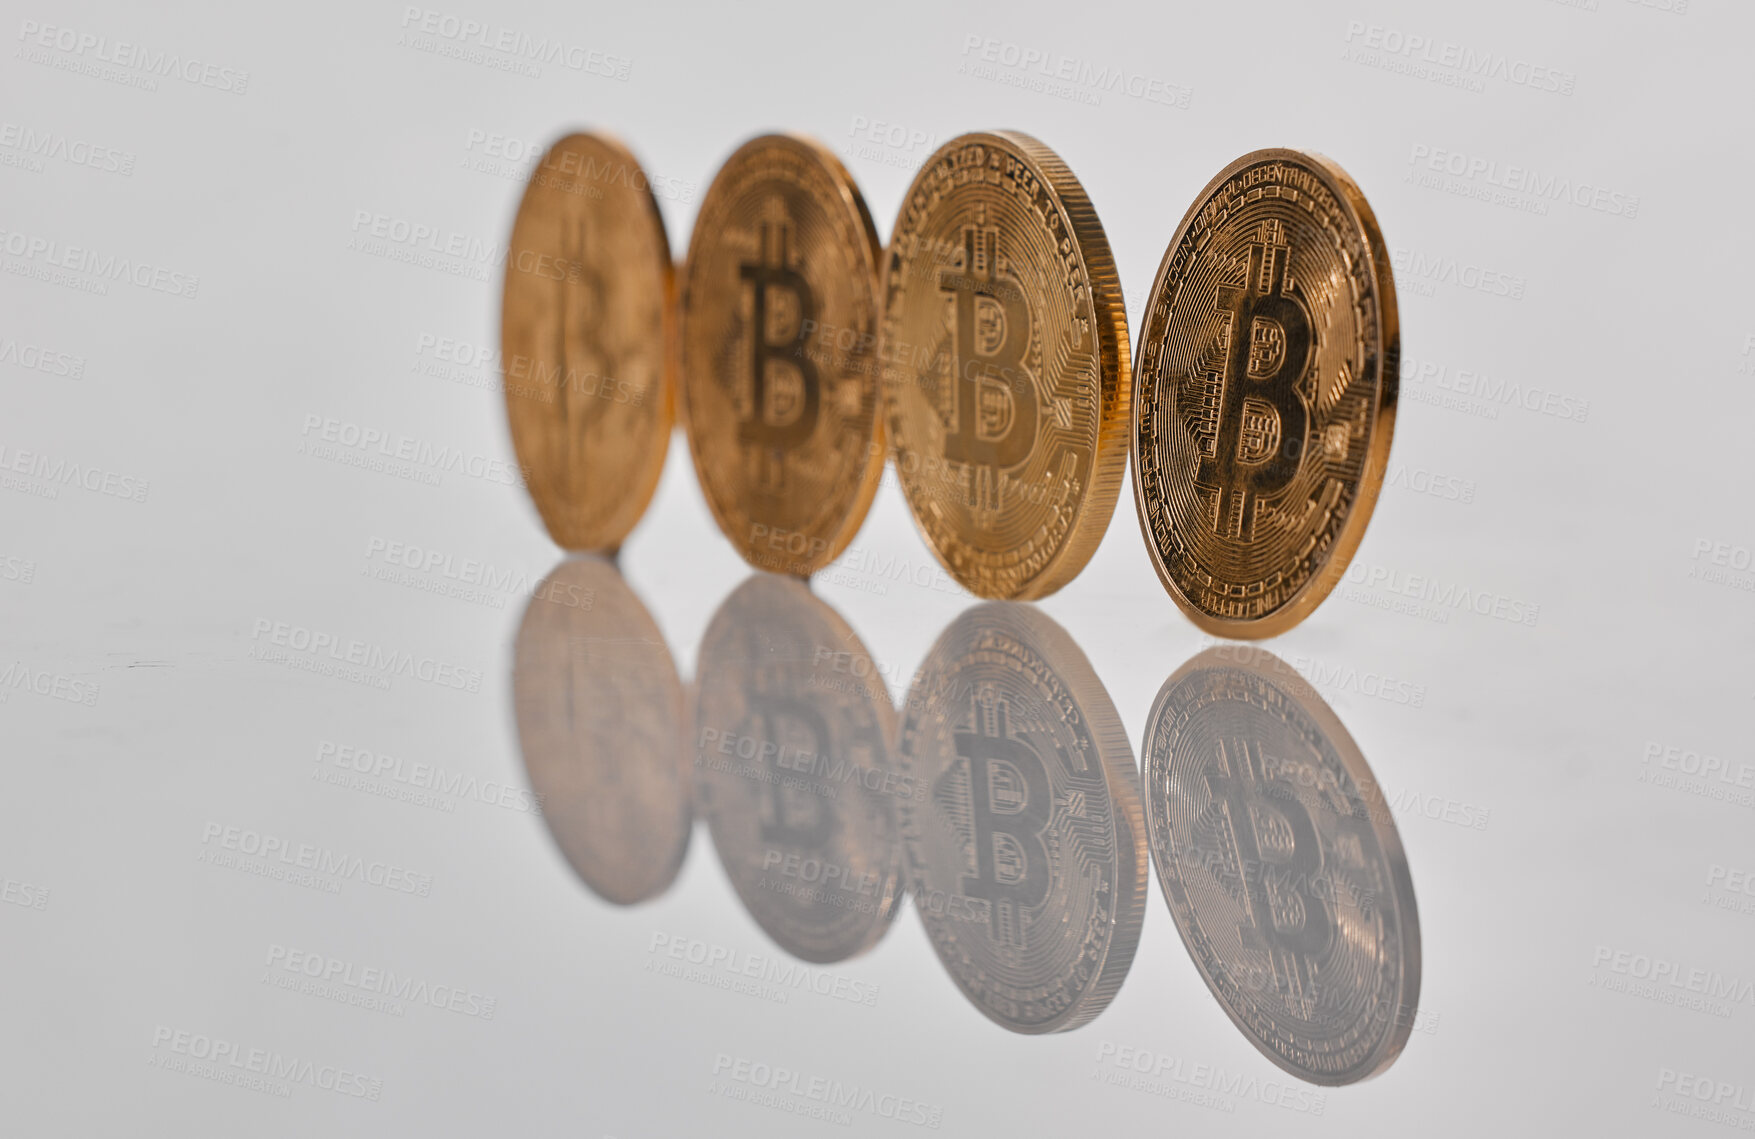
[511,554,692,906]
[1139,643,1422,1085]
[897,600,1148,1034]
[692,572,906,964]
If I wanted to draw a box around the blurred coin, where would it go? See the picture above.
[1141,644,1420,1084]
[502,132,675,552]
[513,555,691,905]
[898,603,1145,1033]
[880,130,1130,600]
[694,574,903,962]
[680,135,885,577]
[1132,148,1398,636]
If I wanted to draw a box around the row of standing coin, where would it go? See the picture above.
[500,130,1398,639]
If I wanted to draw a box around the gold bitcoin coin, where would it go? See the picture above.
[679,135,885,577]
[513,556,691,905]
[1132,149,1398,637]
[693,573,903,962]
[880,130,1130,601]
[898,603,1146,1033]
[1142,645,1420,1084]
[501,132,675,553]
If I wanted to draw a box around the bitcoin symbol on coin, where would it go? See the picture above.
[553,212,606,441]
[1203,736,1332,1010]
[694,574,903,963]
[680,135,885,575]
[900,603,1146,1033]
[880,131,1130,599]
[501,132,673,552]
[1201,224,1312,539]
[750,684,836,850]
[1131,149,1399,634]
[939,225,1038,487]
[952,691,1050,945]
[1142,646,1421,1083]
[739,215,820,455]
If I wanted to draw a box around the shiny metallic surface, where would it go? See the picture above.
[898,603,1145,1033]
[880,130,1129,600]
[1133,149,1396,637]
[1142,645,1419,1084]
[680,136,886,577]
[501,132,675,553]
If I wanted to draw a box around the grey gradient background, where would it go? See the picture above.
[3,0,1752,1134]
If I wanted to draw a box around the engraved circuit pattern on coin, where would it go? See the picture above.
[1132,149,1398,637]
[898,603,1145,1033]
[680,135,886,577]
[880,130,1130,601]
[513,556,691,905]
[501,132,675,553]
[1141,645,1420,1084]
[694,574,903,962]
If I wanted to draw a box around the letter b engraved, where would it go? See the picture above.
[739,216,820,452]
[956,692,1050,945]
[1200,226,1314,538]
[1204,737,1334,1010]
[938,226,1038,471]
[552,214,606,442]
[752,690,835,850]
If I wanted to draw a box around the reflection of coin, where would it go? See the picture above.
[513,556,690,905]
[898,603,1145,1033]
[1132,149,1397,637]
[880,130,1130,600]
[501,133,675,553]
[694,574,902,962]
[680,135,885,577]
[1141,645,1420,1084]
